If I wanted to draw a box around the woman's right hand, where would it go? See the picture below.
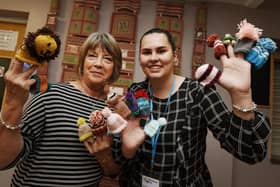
[4,58,37,107]
[121,118,146,158]
[0,58,35,169]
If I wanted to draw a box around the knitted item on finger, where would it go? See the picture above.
[235,19,262,41]
[107,93,132,119]
[194,64,222,88]
[29,74,51,94]
[126,89,150,118]
[246,37,277,69]
[124,91,139,116]
[102,107,127,134]
[15,27,61,94]
[259,37,277,52]
[223,34,236,46]
[144,117,167,138]
[15,27,61,66]
[77,117,93,142]
[206,34,227,59]
[89,110,107,136]
[214,40,227,59]
[234,19,262,54]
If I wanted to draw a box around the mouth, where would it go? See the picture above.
[148,65,162,72]
[90,71,104,76]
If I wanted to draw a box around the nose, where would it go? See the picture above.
[94,56,103,66]
[151,52,158,61]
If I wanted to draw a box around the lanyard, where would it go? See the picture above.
[149,76,176,168]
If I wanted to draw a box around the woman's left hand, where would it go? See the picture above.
[84,134,112,154]
[219,44,251,94]
[219,44,256,119]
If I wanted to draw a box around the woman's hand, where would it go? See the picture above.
[219,44,251,94]
[219,44,255,119]
[0,58,36,168]
[121,118,146,158]
[83,134,112,154]
[4,58,37,107]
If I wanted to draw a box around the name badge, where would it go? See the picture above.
[142,175,159,187]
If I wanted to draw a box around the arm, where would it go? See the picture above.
[202,44,270,163]
[84,134,121,177]
[0,59,36,169]
[219,45,255,120]
[120,118,146,158]
[200,87,270,163]
[110,83,147,159]
[94,147,121,177]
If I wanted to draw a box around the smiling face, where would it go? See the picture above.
[140,32,176,80]
[81,44,114,87]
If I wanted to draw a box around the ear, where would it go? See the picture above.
[174,50,179,66]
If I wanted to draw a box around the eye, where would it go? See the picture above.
[104,56,112,61]
[141,50,151,55]
[103,56,113,64]
[87,52,97,57]
[157,48,167,54]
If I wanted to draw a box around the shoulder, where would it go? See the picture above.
[179,76,201,91]
[48,82,75,92]
[29,82,78,102]
[42,82,79,96]
[128,79,148,92]
[179,76,219,99]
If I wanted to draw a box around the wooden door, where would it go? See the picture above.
[0,21,26,109]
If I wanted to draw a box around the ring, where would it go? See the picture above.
[87,138,95,145]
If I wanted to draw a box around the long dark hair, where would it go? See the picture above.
[139,28,176,53]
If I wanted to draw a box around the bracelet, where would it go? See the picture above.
[232,102,257,113]
[0,112,22,130]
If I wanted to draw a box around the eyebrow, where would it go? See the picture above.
[141,46,167,50]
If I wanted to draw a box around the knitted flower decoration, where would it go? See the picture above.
[89,110,107,135]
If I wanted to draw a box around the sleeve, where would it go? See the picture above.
[111,134,127,164]
[199,87,271,164]
[3,94,47,169]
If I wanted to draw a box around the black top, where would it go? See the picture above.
[112,78,271,187]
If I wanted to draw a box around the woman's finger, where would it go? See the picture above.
[103,134,112,143]
[95,135,102,145]
[22,65,38,79]
[10,59,24,73]
[84,142,94,154]
[227,44,235,58]
[236,52,244,59]
[219,54,228,66]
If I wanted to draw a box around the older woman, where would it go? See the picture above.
[0,32,122,186]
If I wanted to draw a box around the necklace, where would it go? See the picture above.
[148,75,176,169]
[74,80,108,135]
[76,80,107,100]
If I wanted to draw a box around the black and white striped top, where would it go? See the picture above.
[6,83,107,187]
[113,78,271,187]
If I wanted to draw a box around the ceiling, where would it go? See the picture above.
[183,0,280,9]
